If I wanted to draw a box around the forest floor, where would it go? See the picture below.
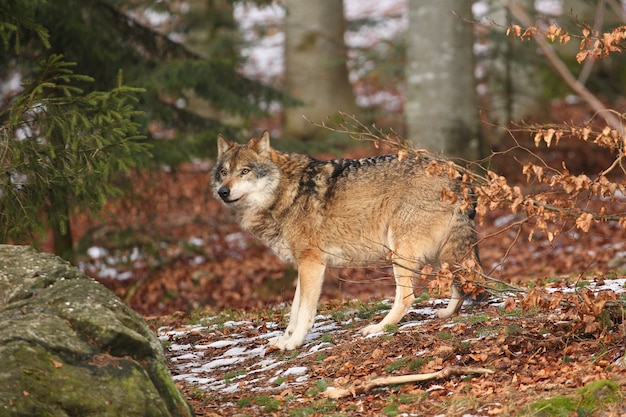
[50,124,626,416]
[152,288,626,416]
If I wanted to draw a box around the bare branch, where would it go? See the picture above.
[504,0,625,134]
[577,0,605,86]
[322,366,494,399]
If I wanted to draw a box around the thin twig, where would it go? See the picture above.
[577,0,605,86]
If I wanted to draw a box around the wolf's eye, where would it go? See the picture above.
[241,168,251,175]
[220,169,227,177]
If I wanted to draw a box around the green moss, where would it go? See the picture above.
[385,357,410,373]
[381,402,399,416]
[383,324,399,333]
[254,395,282,412]
[525,380,620,416]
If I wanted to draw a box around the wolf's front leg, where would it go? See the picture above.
[273,259,326,351]
[269,278,301,344]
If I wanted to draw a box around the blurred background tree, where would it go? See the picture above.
[405,0,484,161]
[282,0,360,142]
[0,0,292,262]
[483,0,546,131]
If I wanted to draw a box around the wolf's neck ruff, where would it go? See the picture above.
[213,131,482,351]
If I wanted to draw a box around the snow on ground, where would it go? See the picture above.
[158,279,626,395]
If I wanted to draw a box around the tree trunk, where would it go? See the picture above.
[283,0,359,141]
[487,0,545,131]
[405,0,484,160]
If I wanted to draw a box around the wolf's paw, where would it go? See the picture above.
[435,309,450,319]
[360,323,385,336]
[272,338,301,351]
[435,306,458,319]
[268,330,293,346]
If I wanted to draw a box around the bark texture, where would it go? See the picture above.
[283,0,358,141]
[405,0,483,160]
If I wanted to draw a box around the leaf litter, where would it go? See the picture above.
[153,280,626,416]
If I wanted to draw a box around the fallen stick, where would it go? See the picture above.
[322,366,494,399]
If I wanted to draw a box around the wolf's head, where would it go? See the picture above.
[212,131,281,210]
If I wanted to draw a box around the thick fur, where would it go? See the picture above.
[213,131,480,350]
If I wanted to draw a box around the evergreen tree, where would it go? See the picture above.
[3,0,289,165]
[0,0,290,261]
[0,6,150,262]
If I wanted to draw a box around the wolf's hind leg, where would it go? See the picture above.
[361,258,416,335]
[435,217,478,318]
[435,285,465,318]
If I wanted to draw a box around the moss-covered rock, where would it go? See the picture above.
[0,245,194,417]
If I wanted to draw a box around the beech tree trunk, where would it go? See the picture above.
[405,0,484,160]
[283,0,359,141]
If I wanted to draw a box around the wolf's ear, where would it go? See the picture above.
[217,134,233,156]
[248,130,271,156]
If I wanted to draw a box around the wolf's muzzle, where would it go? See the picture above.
[218,186,230,200]
[218,186,240,203]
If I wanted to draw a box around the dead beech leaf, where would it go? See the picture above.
[534,131,542,147]
[506,24,522,37]
[575,212,594,232]
[371,348,384,359]
[51,358,63,369]
[433,345,455,357]
[469,353,489,362]
[504,297,517,312]
[576,50,589,63]
[543,128,555,147]
[338,362,354,373]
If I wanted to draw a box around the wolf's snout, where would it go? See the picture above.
[218,186,230,200]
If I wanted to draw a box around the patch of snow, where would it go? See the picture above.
[171,352,204,361]
[256,330,284,341]
[188,237,204,246]
[494,214,517,228]
[143,8,170,26]
[307,342,333,353]
[282,366,307,376]
[222,320,251,328]
[169,343,192,352]
[87,246,108,259]
[207,340,238,348]
[196,357,244,371]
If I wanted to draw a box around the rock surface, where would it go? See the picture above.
[0,245,194,417]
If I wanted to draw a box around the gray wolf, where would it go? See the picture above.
[213,131,481,350]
